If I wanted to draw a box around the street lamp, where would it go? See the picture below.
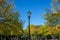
[27,11,31,40]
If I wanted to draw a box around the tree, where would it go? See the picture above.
[25,24,37,35]
[24,24,37,40]
[43,0,60,27]
[57,0,60,2]
[37,25,60,38]
[37,25,48,37]
[0,0,23,36]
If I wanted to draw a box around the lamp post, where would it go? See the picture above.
[27,11,31,40]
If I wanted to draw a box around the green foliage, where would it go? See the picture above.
[0,0,23,36]
[25,24,60,38]
[25,24,37,35]
[43,0,60,27]
[57,0,60,2]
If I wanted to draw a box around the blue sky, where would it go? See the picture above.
[14,0,52,28]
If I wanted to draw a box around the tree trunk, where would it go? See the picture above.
[1,36,2,40]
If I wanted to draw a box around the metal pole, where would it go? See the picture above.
[27,11,31,40]
[28,16,31,40]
